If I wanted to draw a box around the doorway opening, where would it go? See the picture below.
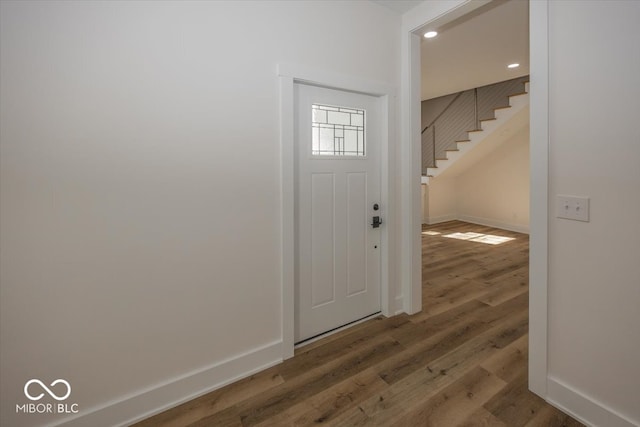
[405,0,548,398]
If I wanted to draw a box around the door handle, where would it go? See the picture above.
[371,216,382,228]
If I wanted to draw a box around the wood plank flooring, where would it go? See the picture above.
[134,221,584,427]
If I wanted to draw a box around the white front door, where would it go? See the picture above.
[295,83,382,343]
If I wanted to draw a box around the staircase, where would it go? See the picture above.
[422,78,529,184]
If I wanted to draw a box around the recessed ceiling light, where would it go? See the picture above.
[508,63,520,69]
[424,31,438,39]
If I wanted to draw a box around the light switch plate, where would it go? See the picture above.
[556,195,590,222]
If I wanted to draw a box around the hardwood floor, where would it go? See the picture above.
[134,221,584,427]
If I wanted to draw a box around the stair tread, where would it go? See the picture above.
[508,91,528,97]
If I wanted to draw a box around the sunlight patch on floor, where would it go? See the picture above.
[421,231,441,236]
[442,232,515,245]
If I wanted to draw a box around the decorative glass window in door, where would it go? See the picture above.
[312,104,365,156]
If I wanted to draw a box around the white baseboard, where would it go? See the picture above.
[53,341,283,427]
[547,377,638,427]
[424,214,457,225]
[456,214,529,234]
[394,295,404,315]
[423,214,529,234]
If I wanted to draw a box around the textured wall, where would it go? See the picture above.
[421,76,528,170]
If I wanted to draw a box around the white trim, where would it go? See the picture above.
[394,295,404,315]
[409,32,422,315]
[403,0,491,34]
[528,0,549,399]
[379,92,395,318]
[280,74,296,360]
[547,377,638,427]
[53,341,282,427]
[423,214,457,225]
[278,63,395,359]
[278,63,395,97]
[423,214,529,234]
[399,31,422,315]
[456,215,530,234]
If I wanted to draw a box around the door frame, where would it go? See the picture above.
[278,63,396,359]
[401,0,549,398]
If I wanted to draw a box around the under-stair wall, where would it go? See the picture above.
[421,124,530,233]
[421,76,529,171]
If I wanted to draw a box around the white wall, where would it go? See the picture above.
[456,125,529,232]
[423,176,457,223]
[546,1,640,425]
[422,126,530,233]
[0,1,400,426]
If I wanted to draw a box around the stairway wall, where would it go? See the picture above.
[421,76,529,170]
[421,93,456,129]
[422,126,529,233]
[422,177,457,224]
[456,125,529,232]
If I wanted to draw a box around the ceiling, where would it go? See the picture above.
[421,0,529,100]
[369,0,529,100]
[370,0,423,14]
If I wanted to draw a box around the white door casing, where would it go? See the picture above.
[294,83,382,342]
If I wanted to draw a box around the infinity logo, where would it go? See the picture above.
[24,379,71,401]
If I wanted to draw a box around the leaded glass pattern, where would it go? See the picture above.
[312,104,365,156]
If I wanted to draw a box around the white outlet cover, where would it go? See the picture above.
[556,195,590,222]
